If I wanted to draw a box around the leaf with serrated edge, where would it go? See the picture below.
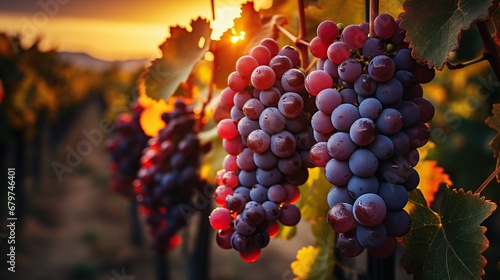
[290,216,335,279]
[402,188,496,279]
[400,0,494,69]
[415,160,453,206]
[142,18,211,101]
[485,103,500,182]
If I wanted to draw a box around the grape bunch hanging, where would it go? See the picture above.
[106,102,150,198]
[210,38,316,262]
[307,14,435,258]
[134,99,208,254]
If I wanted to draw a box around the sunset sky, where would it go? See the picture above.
[0,0,271,60]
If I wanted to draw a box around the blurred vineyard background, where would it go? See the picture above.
[0,0,500,279]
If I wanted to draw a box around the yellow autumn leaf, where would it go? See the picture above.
[291,246,323,280]
[415,160,453,206]
[137,88,173,137]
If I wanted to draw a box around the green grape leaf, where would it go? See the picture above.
[142,17,211,101]
[212,2,286,88]
[402,188,497,279]
[291,218,335,280]
[400,0,495,69]
[485,103,500,182]
[296,167,331,221]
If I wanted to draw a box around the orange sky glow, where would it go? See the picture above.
[0,0,272,60]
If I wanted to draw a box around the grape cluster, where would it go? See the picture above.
[307,15,435,258]
[106,102,150,198]
[210,38,315,262]
[134,100,207,254]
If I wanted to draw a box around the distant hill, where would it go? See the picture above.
[58,52,151,73]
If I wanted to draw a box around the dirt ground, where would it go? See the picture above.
[0,101,316,280]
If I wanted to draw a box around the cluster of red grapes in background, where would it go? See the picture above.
[106,102,150,198]
[210,38,317,262]
[134,100,209,254]
[306,14,435,258]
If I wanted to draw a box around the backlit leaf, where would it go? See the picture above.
[400,0,495,68]
[137,89,172,137]
[415,160,453,206]
[485,103,500,182]
[142,18,211,101]
[402,188,496,279]
[291,218,334,280]
[212,2,286,88]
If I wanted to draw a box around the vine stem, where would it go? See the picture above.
[369,0,379,38]
[275,24,310,47]
[446,55,487,70]
[296,0,309,69]
[477,20,500,82]
[474,164,500,195]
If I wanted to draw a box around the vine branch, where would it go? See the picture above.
[446,55,487,70]
[477,20,500,82]
[474,164,500,195]
[369,0,379,38]
[296,0,309,69]
[275,24,310,47]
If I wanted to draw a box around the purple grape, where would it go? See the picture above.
[398,100,421,128]
[267,184,287,203]
[277,152,303,175]
[352,193,387,228]
[354,74,377,97]
[362,38,385,57]
[338,58,363,82]
[331,103,360,132]
[316,88,342,114]
[356,224,387,248]
[256,167,283,187]
[327,186,355,207]
[312,111,335,134]
[384,210,411,237]
[250,184,269,203]
[347,175,379,199]
[368,55,395,82]
[349,118,377,146]
[375,78,403,106]
[253,149,278,169]
[259,107,286,135]
[376,108,404,135]
[359,98,383,120]
[393,49,415,70]
[278,92,304,118]
[262,201,281,221]
[368,135,394,160]
[325,158,353,186]
[377,182,408,211]
[270,130,297,158]
[279,204,301,226]
[327,132,358,160]
[327,203,356,233]
[336,229,365,257]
